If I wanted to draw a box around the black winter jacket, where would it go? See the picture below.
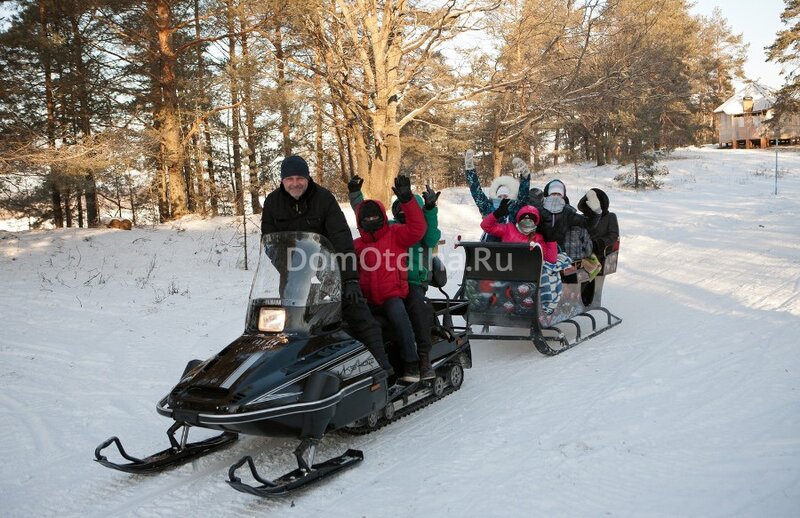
[261,179,359,282]
[532,199,597,248]
[577,188,619,260]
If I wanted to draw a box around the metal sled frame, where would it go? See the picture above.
[457,241,621,355]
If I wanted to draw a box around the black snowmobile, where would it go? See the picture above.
[456,240,621,354]
[95,231,471,496]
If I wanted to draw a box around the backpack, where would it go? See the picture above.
[564,226,593,260]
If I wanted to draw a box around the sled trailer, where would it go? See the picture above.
[457,241,621,355]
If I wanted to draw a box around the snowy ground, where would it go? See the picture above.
[1,146,799,517]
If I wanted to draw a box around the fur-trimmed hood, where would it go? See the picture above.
[487,175,520,201]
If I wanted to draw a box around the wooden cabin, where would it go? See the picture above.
[714,83,800,149]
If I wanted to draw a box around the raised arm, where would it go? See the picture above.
[464,149,494,217]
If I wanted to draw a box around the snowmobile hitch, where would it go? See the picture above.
[227,440,364,497]
[94,421,238,474]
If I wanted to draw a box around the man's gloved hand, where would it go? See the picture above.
[348,175,364,194]
[512,157,530,178]
[392,175,413,203]
[585,189,602,214]
[464,149,475,170]
[493,198,511,219]
[423,184,441,210]
[343,279,366,305]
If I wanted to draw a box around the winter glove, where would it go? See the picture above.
[464,149,475,170]
[512,157,530,179]
[423,184,441,210]
[392,175,413,203]
[348,175,364,194]
[493,198,511,219]
[342,279,366,305]
[585,189,602,214]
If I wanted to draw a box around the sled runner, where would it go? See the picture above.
[457,240,621,354]
[95,232,471,497]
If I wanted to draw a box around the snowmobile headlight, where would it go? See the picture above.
[258,308,286,333]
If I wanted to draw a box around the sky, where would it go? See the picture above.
[690,0,787,88]
[1,145,799,516]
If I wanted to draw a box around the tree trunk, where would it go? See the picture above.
[273,20,291,156]
[38,0,64,228]
[492,138,505,179]
[226,0,244,215]
[553,128,560,166]
[314,63,324,181]
[153,0,187,219]
[68,8,99,227]
[240,20,261,214]
[593,133,605,166]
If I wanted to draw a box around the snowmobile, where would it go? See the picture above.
[456,240,621,354]
[95,231,471,496]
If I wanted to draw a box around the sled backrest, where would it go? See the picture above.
[457,242,544,328]
[601,238,620,275]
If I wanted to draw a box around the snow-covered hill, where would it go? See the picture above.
[2,146,799,517]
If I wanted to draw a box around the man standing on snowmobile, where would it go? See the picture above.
[348,175,441,381]
[260,155,393,374]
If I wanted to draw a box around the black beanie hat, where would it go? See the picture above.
[280,155,310,180]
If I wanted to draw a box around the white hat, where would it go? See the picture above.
[548,180,566,197]
[496,185,511,198]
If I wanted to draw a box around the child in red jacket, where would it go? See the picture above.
[354,175,427,382]
[480,200,557,262]
[480,199,569,314]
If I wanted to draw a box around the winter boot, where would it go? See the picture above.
[419,353,435,381]
[401,362,420,383]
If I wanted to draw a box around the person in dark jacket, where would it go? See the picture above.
[537,179,598,257]
[348,177,441,380]
[261,155,393,374]
[577,187,619,305]
[353,175,427,382]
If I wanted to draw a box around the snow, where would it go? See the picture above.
[2,146,799,517]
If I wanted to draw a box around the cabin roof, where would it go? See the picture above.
[714,83,776,115]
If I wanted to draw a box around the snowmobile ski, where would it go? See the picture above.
[94,421,237,474]
[227,441,363,497]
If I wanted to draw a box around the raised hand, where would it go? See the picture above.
[512,157,530,178]
[423,184,441,210]
[392,175,413,203]
[347,175,364,194]
[464,149,475,170]
[493,197,511,219]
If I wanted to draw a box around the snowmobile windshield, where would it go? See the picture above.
[246,232,342,336]
[251,232,342,307]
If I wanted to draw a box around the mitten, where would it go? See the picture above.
[392,175,413,203]
[343,279,366,305]
[586,189,602,214]
[464,149,475,170]
[347,175,364,194]
[493,198,511,219]
[512,157,530,178]
[423,184,441,210]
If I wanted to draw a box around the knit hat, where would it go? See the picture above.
[280,155,310,180]
[546,179,566,197]
[359,200,385,232]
